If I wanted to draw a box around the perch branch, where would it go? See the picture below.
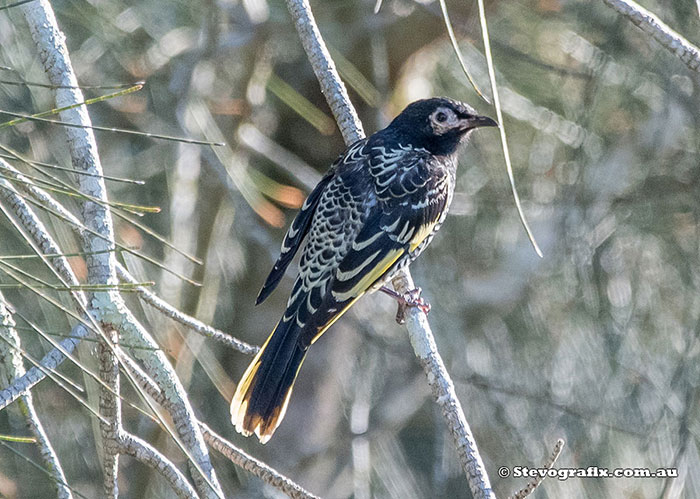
[391,273,494,498]
[284,0,495,497]
[601,0,700,73]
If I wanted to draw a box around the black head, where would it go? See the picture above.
[383,97,497,156]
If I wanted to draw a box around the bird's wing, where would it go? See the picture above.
[291,148,450,347]
[256,139,369,305]
[281,168,368,339]
[256,170,335,305]
[329,150,450,303]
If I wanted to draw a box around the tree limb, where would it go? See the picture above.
[115,263,259,355]
[0,295,73,499]
[118,432,198,499]
[601,0,700,73]
[19,2,223,496]
[283,0,495,497]
[119,354,320,499]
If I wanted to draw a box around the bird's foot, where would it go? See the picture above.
[379,286,431,325]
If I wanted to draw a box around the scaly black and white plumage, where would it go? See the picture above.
[231,98,497,443]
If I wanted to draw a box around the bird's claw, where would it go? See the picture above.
[380,286,431,324]
[395,287,431,324]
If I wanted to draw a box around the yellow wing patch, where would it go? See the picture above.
[316,248,405,345]
[409,220,439,252]
[331,248,404,303]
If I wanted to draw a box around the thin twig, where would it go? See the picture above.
[601,0,700,73]
[509,439,565,499]
[201,424,321,499]
[284,0,495,497]
[116,263,259,355]
[476,0,542,258]
[0,109,224,146]
[438,0,490,103]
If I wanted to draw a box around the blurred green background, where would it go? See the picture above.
[0,0,699,497]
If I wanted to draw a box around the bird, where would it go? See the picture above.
[231,97,497,443]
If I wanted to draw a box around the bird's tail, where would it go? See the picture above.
[230,318,307,444]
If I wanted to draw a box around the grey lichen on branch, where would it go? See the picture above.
[284,0,365,144]
[602,0,700,73]
[0,295,73,499]
[18,1,224,497]
[120,354,320,499]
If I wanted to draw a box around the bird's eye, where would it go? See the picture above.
[435,112,448,123]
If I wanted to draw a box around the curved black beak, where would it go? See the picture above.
[467,115,498,129]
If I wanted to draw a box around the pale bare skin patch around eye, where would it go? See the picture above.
[429,106,460,135]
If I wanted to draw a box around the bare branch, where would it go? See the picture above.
[120,354,319,499]
[601,0,700,73]
[108,301,224,498]
[4,151,225,496]
[19,0,124,492]
[99,328,121,498]
[391,273,495,499]
[118,432,198,499]
[283,1,495,497]
[0,323,88,412]
[0,159,85,307]
[0,295,73,499]
[284,0,364,143]
[115,263,259,355]
[0,157,84,232]
[19,3,224,496]
[200,424,320,499]
[16,393,73,499]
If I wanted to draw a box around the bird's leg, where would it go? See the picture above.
[379,286,431,325]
